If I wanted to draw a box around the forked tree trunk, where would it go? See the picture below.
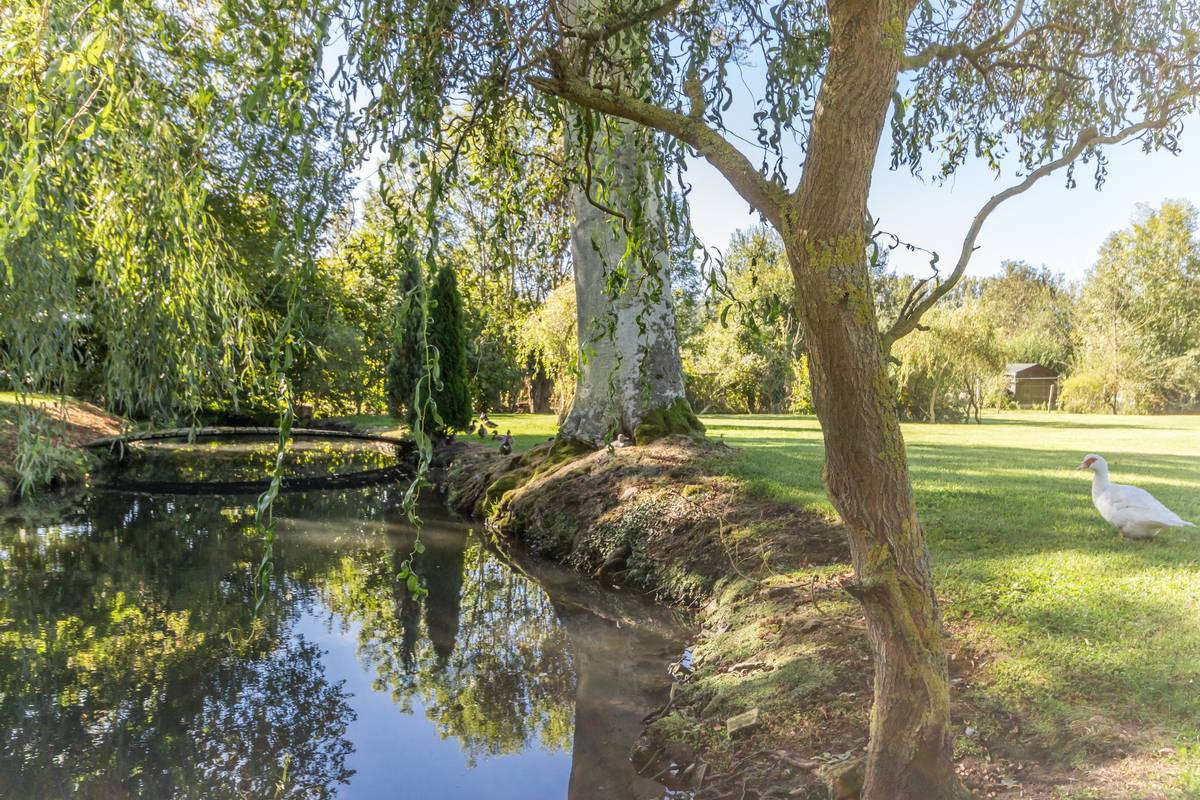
[781,1,966,796]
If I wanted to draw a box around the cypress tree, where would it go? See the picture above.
[427,262,472,431]
[385,251,426,424]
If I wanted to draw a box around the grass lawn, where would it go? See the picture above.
[703,412,1200,779]
[359,409,1200,789]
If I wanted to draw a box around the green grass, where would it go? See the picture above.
[337,413,557,455]
[375,409,1200,774]
[701,411,1200,764]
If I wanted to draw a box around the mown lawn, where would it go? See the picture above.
[426,409,1200,789]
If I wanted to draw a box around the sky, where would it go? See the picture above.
[682,115,1200,284]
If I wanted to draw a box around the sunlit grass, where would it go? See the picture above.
[334,412,558,455]
[421,409,1200,770]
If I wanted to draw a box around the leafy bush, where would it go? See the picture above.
[1060,372,1112,413]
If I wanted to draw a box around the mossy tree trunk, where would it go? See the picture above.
[777,3,965,794]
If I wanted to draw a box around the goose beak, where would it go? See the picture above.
[1075,461,1088,470]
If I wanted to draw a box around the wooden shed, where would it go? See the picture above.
[1005,363,1060,408]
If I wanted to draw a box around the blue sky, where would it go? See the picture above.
[683,118,1200,283]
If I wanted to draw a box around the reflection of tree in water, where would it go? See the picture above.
[321,529,576,763]
[114,438,398,483]
[185,636,354,799]
[0,490,357,799]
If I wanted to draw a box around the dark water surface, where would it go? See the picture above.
[0,440,684,799]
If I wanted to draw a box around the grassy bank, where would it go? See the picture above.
[393,410,1200,797]
[0,393,123,502]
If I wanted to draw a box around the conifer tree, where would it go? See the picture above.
[385,252,426,423]
[428,263,473,431]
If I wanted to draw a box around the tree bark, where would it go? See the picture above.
[558,136,694,445]
[556,2,701,446]
[778,1,966,796]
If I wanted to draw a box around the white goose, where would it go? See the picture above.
[1077,454,1195,540]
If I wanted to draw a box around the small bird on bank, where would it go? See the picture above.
[476,426,487,439]
[1078,454,1195,540]
[498,431,513,456]
[490,430,499,440]
[612,433,633,448]
[480,412,498,430]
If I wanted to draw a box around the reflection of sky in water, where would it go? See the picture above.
[0,442,679,800]
[296,610,570,800]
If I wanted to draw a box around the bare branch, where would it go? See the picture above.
[528,70,790,228]
[882,114,1172,349]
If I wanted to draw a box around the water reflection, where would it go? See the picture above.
[109,437,399,483]
[0,441,681,799]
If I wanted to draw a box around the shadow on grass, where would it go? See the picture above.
[971,416,1197,431]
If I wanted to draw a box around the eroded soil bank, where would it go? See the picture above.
[0,396,123,505]
[441,435,881,798]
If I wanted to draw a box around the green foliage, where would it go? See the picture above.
[683,229,804,414]
[428,264,472,431]
[893,302,1005,422]
[386,251,428,424]
[519,281,580,416]
[1059,372,1111,414]
[1074,201,1200,412]
[978,262,1076,373]
[0,0,347,488]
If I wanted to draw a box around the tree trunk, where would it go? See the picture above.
[781,1,966,796]
[552,0,701,446]
[557,108,699,446]
[525,356,553,414]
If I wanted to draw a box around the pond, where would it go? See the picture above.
[0,439,686,799]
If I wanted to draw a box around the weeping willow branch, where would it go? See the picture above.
[882,113,1176,350]
[528,70,789,230]
[901,0,1027,71]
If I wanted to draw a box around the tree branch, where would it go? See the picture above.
[562,0,685,43]
[528,70,790,228]
[901,0,1026,71]
[882,114,1171,349]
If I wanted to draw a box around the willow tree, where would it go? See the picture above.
[340,0,1200,795]
[1,0,345,486]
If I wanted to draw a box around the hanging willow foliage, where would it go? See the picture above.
[0,0,346,489]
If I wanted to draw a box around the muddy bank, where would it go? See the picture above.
[440,435,889,799]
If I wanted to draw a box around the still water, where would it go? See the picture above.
[0,440,684,799]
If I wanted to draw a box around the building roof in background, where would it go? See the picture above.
[1005,363,1059,377]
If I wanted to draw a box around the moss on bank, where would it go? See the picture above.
[443,435,878,797]
[634,397,705,444]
